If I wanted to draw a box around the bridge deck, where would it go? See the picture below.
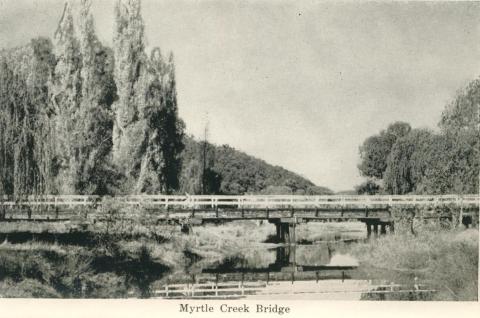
[1,194,478,207]
[0,195,478,224]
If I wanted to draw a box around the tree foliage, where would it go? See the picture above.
[75,0,117,194]
[440,79,480,134]
[112,0,185,194]
[0,38,56,197]
[355,179,381,195]
[0,0,185,196]
[383,129,434,194]
[359,78,479,195]
[50,2,83,194]
[179,137,327,195]
[358,121,411,179]
[111,0,148,188]
[136,50,185,193]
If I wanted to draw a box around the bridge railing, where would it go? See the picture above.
[0,194,478,209]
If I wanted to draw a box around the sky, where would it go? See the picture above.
[1,0,480,191]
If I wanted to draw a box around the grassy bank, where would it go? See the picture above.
[0,220,278,297]
[0,219,477,300]
[348,228,478,301]
[0,239,171,298]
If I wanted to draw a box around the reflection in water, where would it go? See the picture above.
[152,242,434,300]
[327,254,359,267]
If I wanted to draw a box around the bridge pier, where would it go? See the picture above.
[180,223,193,234]
[389,221,395,233]
[380,224,387,235]
[366,223,372,238]
[270,218,298,245]
[274,246,296,268]
[471,213,478,228]
[365,220,394,238]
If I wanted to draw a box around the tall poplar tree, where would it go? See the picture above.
[136,49,184,193]
[76,0,117,194]
[51,2,82,194]
[112,0,184,194]
[158,53,185,192]
[112,0,149,192]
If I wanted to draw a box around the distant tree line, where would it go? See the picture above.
[357,79,480,195]
[0,0,184,196]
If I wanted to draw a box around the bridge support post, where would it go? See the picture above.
[289,245,296,264]
[389,221,395,234]
[373,223,379,237]
[288,223,296,245]
[275,222,282,240]
[271,218,297,245]
[366,222,372,238]
[458,205,464,229]
[380,224,387,235]
[181,223,193,234]
[26,205,32,220]
[274,222,290,243]
[275,246,290,266]
[472,213,478,228]
[282,223,291,244]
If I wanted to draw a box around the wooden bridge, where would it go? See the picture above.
[1,194,478,208]
[1,194,478,244]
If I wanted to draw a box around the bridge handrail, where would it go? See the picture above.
[0,194,478,208]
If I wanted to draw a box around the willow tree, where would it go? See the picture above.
[50,2,83,194]
[0,57,15,195]
[436,79,480,194]
[383,129,434,194]
[0,38,56,197]
[358,121,411,180]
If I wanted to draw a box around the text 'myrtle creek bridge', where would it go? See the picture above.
[1,194,478,244]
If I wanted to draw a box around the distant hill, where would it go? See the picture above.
[179,136,333,195]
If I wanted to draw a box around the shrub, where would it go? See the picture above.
[0,279,60,298]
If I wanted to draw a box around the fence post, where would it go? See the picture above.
[458,196,464,228]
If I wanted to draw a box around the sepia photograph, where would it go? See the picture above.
[0,0,479,311]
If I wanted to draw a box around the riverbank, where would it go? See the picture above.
[0,220,477,300]
[347,228,478,301]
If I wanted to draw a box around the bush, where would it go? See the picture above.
[349,229,478,300]
[0,279,60,298]
[84,273,128,298]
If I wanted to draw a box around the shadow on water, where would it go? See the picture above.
[0,231,169,246]
[90,245,169,298]
[0,231,98,246]
[199,244,356,275]
[183,249,203,267]
[156,238,433,300]
[0,243,170,298]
